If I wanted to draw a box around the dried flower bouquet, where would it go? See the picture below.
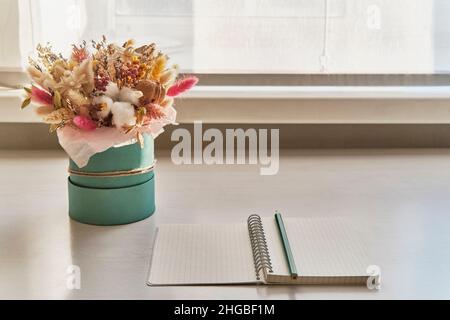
[22,37,198,167]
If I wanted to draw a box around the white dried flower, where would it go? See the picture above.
[119,86,143,106]
[92,95,114,119]
[159,68,178,86]
[111,102,136,129]
[104,82,120,100]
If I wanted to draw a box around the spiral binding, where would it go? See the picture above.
[247,214,273,280]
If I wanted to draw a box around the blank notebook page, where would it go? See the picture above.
[148,224,257,285]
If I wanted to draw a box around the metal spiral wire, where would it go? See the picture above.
[247,214,273,280]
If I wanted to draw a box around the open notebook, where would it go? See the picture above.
[147,214,374,286]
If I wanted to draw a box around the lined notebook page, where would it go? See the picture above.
[147,224,257,285]
[264,217,371,285]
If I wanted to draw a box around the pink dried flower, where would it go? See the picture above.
[71,46,90,63]
[144,103,165,120]
[95,71,110,92]
[30,86,53,106]
[166,76,198,97]
[73,115,97,131]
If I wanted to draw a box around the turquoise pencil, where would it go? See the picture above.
[274,211,298,279]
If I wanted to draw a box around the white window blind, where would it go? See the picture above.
[27,0,450,75]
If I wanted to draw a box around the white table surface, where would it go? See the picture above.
[1,149,449,299]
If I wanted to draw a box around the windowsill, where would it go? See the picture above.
[184,85,450,99]
[2,85,450,124]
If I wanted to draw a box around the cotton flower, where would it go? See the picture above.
[97,82,143,130]
[92,95,114,119]
[119,86,143,105]
[111,102,136,129]
[104,82,120,100]
[101,83,143,130]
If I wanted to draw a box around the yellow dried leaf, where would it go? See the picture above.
[21,97,31,109]
[136,132,144,148]
[136,106,146,125]
[123,125,135,134]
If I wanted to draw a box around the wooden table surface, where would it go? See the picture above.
[1,149,449,299]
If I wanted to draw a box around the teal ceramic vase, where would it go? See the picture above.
[68,133,156,225]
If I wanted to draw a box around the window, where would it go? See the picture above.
[29,0,450,76]
[2,0,450,124]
